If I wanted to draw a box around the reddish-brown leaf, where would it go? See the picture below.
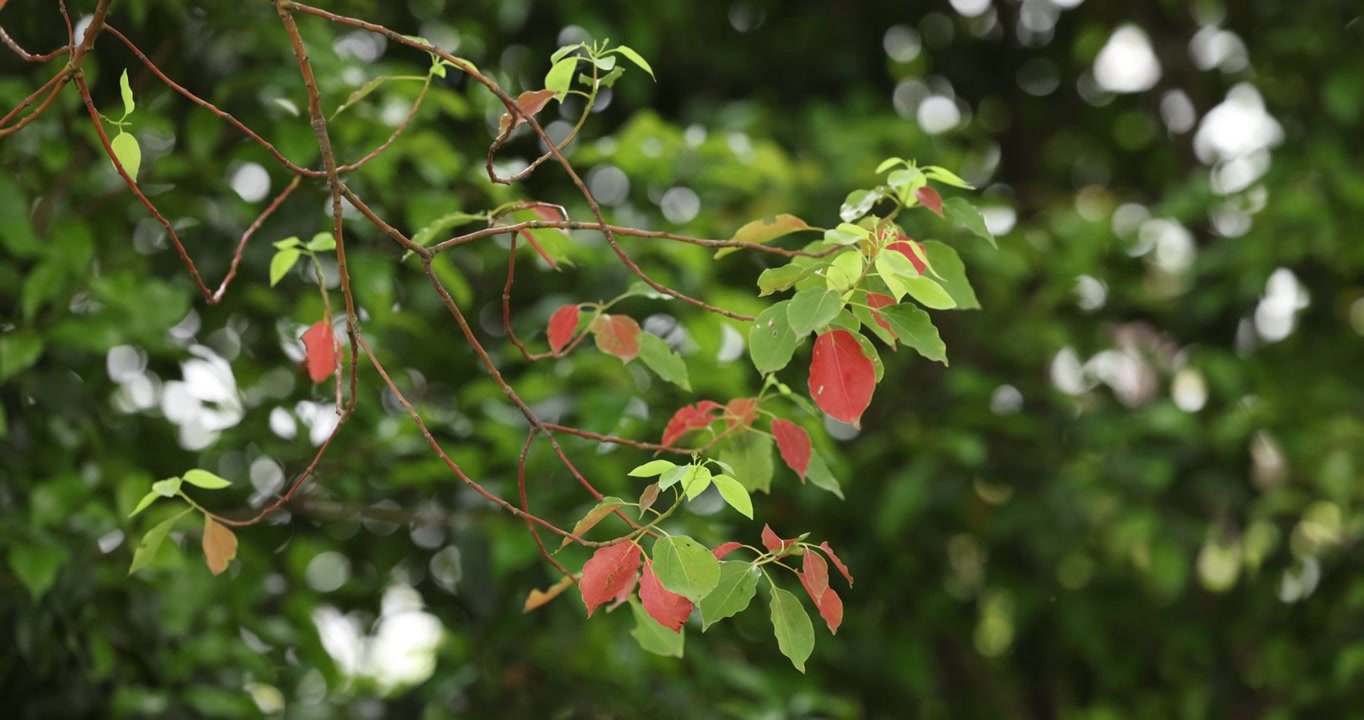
[915,186,944,218]
[547,305,580,354]
[761,524,798,553]
[202,516,238,576]
[591,314,641,363]
[803,550,830,600]
[523,575,576,613]
[797,571,844,635]
[820,541,855,586]
[640,561,694,632]
[866,293,898,338]
[301,321,338,383]
[638,483,661,517]
[611,568,639,609]
[529,203,568,229]
[887,238,928,274]
[579,541,641,617]
[661,401,724,447]
[808,330,876,428]
[770,418,812,480]
[712,541,744,560]
[498,89,558,135]
[725,397,759,429]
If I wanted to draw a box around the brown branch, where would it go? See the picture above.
[0,26,69,62]
[213,174,302,303]
[0,70,69,135]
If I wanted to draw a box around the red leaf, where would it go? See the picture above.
[770,418,812,480]
[579,541,641,617]
[724,397,759,429]
[547,305,580,353]
[611,569,639,609]
[820,541,855,586]
[866,293,898,338]
[516,228,560,270]
[661,401,723,447]
[761,524,798,553]
[712,541,744,560]
[887,238,927,274]
[915,186,944,218]
[802,550,830,600]
[640,561,693,632]
[590,314,641,363]
[529,203,569,231]
[808,329,876,428]
[498,89,558,135]
[797,572,844,635]
[301,321,338,383]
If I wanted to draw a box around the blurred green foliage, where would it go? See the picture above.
[4,0,1364,718]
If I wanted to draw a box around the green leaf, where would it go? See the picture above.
[629,460,677,477]
[550,43,585,63]
[840,189,884,223]
[658,464,690,491]
[681,465,714,500]
[824,224,868,246]
[875,157,904,174]
[545,57,579,99]
[119,69,135,115]
[877,304,948,365]
[874,249,919,301]
[716,214,813,259]
[628,596,684,657]
[597,65,626,88]
[651,536,721,603]
[591,55,617,72]
[183,469,232,490]
[409,211,484,251]
[331,75,394,119]
[699,562,759,630]
[272,236,301,250]
[805,453,844,499]
[825,251,864,291]
[748,301,800,374]
[110,132,142,181]
[270,248,301,287]
[719,432,774,493]
[902,275,957,310]
[852,302,897,347]
[786,288,844,337]
[943,197,996,248]
[9,541,69,599]
[610,45,656,80]
[921,240,980,309]
[0,175,39,257]
[128,490,162,518]
[152,477,182,497]
[129,510,191,575]
[558,496,628,550]
[770,587,816,673]
[0,332,44,382]
[306,232,337,253]
[757,264,806,296]
[710,474,754,518]
[924,165,975,189]
[637,333,691,391]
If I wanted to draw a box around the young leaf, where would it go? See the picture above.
[550,42,585,63]
[651,535,721,603]
[902,275,956,310]
[272,236,301,250]
[787,288,845,338]
[712,542,744,560]
[558,497,628,550]
[119,69,136,115]
[306,233,336,253]
[757,264,806,296]
[715,214,812,259]
[523,575,576,613]
[699,562,759,630]
[579,541,641,617]
[128,490,162,518]
[544,56,580,99]
[820,542,855,586]
[629,459,676,477]
[839,189,884,223]
[110,132,142,182]
[681,465,714,500]
[301,321,338,383]
[499,89,559,135]
[591,314,641,363]
[660,401,722,447]
[129,510,190,575]
[638,483,661,517]
[799,573,844,635]
[719,431,774,493]
[943,197,997,248]
[748,301,800,374]
[769,587,815,673]
[805,452,845,499]
[922,240,981,309]
[803,551,830,600]
[151,477,181,498]
[876,304,947,365]
[640,561,693,632]
[637,333,691,391]
[725,398,759,429]
[808,330,876,427]
[761,524,799,553]
[825,251,864,292]
[924,165,975,189]
[770,418,811,480]
[183,469,231,490]
[915,186,945,218]
[628,596,685,657]
[658,464,689,491]
[610,45,656,80]
[547,304,580,353]
[270,248,301,287]
[710,474,754,518]
[824,224,867,246]
[202,515,238,576]
[875,157,905,174]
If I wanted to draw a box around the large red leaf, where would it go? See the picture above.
[661,401,723,447]
[802,550,830,601]
[640,560,693,632]
[579,541,641,617]
[799,572,844,635]
[591,314,641,363]
[915,186,944,218]
[820,541,855,586]
[866,293,898,338]
[725,397,759,429]
[547,305,580,354]
[808,330,876,428]
[301,321,338,383]
[712,541,744,560]
[770,418,811,480]
[761,524,798,553]
[887,238,927,274]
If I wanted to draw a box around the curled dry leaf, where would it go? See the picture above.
[202,516,239,576]
[523,575,577,613]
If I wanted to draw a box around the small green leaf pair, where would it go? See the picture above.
[270,232,338,287]
[629,458,753,519]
